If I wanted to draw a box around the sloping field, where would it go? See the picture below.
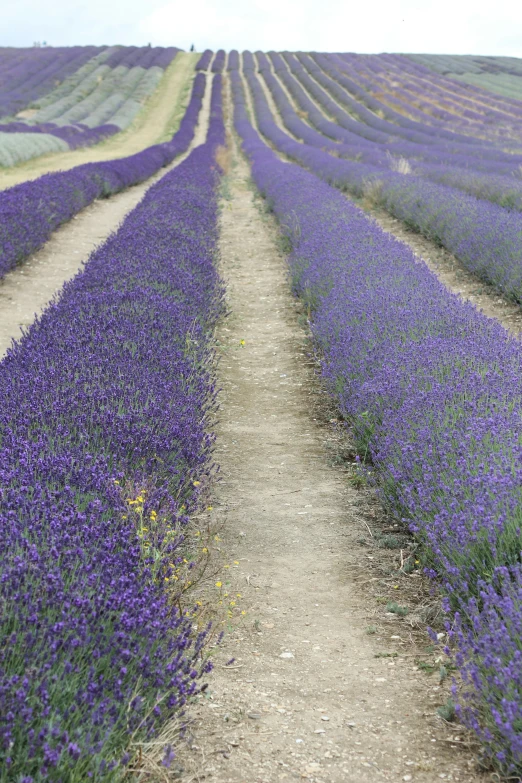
[0,52,197,182]
[0,51,198,189]
[2,45,522,781]
[408,53,522,101]
[0,45,181,167]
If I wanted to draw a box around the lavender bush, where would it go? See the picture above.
[232,72,522,776]
[0,73,224,782]
[0,72,206,279]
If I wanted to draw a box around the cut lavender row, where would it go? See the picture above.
[0,72,206,279]
[240,60,522,303]
[104,45,179,69]
[232,78,522,775]
[0,46,104,118]
[0,46,180,165]
[0,121,120,148]
[0,73,224,782]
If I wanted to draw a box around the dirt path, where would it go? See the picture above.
[178,113,484,781]
[0,73,213,357]
[0,52,198,191]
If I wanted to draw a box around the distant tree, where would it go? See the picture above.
[190,43,194,52]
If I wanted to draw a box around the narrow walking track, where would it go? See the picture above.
[0,73,213,357]
[181,141,482,782]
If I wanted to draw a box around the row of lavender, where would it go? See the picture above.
[195,49,226,72]
[0,74,225,782]
[294,52,522,216]
[325,53,522,144]
[238,53,522,303]
[0,46,103,118]
[264,52,522,194]
[0,72,205,279]
[277,53,522,160]
[231,68,522,776]
[0,46,179,166]
[0,45,178,119]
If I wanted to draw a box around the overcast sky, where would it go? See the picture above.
[3,0,522,57]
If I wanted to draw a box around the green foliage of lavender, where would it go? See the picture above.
[0,131,68,166]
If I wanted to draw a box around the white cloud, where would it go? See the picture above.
[2,0,522,56]
[137,0,522,55]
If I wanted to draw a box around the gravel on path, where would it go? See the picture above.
[178,126,484,782]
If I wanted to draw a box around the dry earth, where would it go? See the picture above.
[174,117,488,781]
[0,51,198,191]
[0,71,214,356]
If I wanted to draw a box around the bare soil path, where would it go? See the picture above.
[179,124,484,782]
[0,72,213,357]
[0,52,198,191]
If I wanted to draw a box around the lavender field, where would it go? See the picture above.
[0,45,179,166]
[2,44,522,780]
